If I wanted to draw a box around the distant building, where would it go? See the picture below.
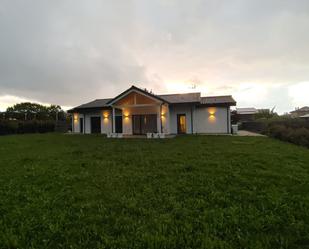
[236,108,258,122]
[290,106,309,118]
[300,114,309,120]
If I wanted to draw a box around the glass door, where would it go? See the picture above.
[133,115,157,134]
[177,114,186,134]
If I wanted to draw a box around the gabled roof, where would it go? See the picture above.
[158,92,201,103]
[300,114,309,118]
[68,86,236,112]
[106,85,169,105]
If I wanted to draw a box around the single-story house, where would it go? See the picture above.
[236,107,258,122]
[68,85,236,135]
[290,106,309,118]
[300,114,309,120]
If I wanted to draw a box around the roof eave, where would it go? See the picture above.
[106,85,170,105]
[198,102,237,107]
[67,106,111,113]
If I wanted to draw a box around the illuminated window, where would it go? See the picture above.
[177,114,186,134]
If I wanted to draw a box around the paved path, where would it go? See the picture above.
[237,130,266,137]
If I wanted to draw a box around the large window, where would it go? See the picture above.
[132,114,157,134]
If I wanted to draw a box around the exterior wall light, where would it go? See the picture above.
[208,107,216,122]
[73,113,78,122]
[208,107,216,116]
[103,112,109,119]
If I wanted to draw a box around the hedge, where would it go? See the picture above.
[240,119,309,148]
[0,120,55,135]
[267,124,309,148]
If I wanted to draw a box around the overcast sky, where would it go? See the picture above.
[0,0,309,113]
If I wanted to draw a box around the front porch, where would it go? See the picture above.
[109,89,170,135]
[107,133,176,139]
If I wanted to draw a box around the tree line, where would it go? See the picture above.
[1,102,67,121]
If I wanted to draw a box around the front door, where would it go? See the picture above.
[132,114,157,134]
[80,118,84,133]
[91,117,101,134]
[115,116,122,133]
[177,114,186,134]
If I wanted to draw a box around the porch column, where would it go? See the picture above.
[157,105,161,133]
[112,107,116,133]
[164,104,170,134]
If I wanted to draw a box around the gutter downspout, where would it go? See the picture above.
[112,107,115,133]
[227,107,230,134]
[84,113,86,134]
[191,106,194,134]
[160,103,163,133]
[72,114,74,133]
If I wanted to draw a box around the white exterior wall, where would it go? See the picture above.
[72,110,113,134]
[72,113,84,133]
[161,104,170,134]
[72,105,231,135]
[102,110,113,134]
[194,106,230,134]
[169,104,194,134]
[168,105,231,134]
[85,112,100,134]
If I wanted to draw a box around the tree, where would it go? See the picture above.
[254,107,278,120]
[6,102,65,121]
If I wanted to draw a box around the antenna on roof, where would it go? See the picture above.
[189,83,196,89]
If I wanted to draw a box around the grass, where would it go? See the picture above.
[0,134,309,249]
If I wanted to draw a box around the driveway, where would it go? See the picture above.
[237,130,266,137]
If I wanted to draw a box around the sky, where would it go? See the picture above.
[0,0,309,114]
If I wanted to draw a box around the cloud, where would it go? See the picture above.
[0,95,72,111]
[288,82,309,108]
[0,0,308,113]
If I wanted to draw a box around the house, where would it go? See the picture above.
[236,107,258,122]
[68,85,236,135]
[300,114,309,120]
[290,106,309,118]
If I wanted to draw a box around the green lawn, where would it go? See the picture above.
[0,134,309,249]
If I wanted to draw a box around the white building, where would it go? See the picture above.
[68,86,236,135]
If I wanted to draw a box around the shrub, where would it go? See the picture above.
[0,121,18,135]
[267,123,309,148]
[268,124,288,140]
[288,128,309,147]
[0,120,55,135]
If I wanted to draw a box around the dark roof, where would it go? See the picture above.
[158,92,201,103]
[69,87,236,112]
[67,98,112,112]
[201,95,236,106]
[75,98,112,109]
[106,85,169,105]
